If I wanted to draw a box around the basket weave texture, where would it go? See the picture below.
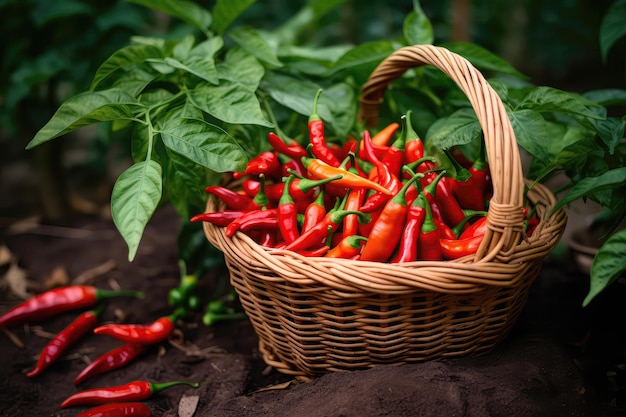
[203,45,567,379]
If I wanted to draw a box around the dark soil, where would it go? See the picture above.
[1,206,625,417]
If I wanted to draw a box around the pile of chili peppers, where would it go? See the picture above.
[193,90,541,262]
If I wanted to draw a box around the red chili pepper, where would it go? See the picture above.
[439,235,484,260]
[359,130,401,212]
[205,186,256,211]
[325,235,367,259]
[434,218,457,240]
[284,209,370,252]
[93,310,182,345]
[448,145,489,211]
[252,174,341,204]
[277,175,299,244]
[73,402,151,417]
[74,343,149,385]
[403,110,424,164]
[380,116,406,179]
[357,122,398,160]
[293,245,330,257]
[240,216,279,232]
[416,193,442,261]
[302,156,392,196]
[279,154,306,178]
[258,230,277,247]
[435,176,468,231]
[308,89,340,167]
[342,188,366,237]
[233,151,281,179]
[459,215,488,239]
[0,286,143,329]
[390,195,426,263]
[189,211,245,227]
[267,132,308,160]
[225,208,278,237]
[419,170,446,224]
[27,305,103,378]
[62,380,198,408]
[360,173,422,262]
[301,189,327,233]
[372,121,400,146]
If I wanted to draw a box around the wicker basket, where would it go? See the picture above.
[202,44,567,380]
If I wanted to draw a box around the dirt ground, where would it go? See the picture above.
[1,205,625,417]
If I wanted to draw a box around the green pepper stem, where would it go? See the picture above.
[149,380,199,395]
[95,289,144,301]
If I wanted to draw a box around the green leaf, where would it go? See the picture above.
[331,41,395,80]
[211,0,256,35]
[217,47,265,91]
[426,108,481,150]
[583,88,626,107]
[27,89,142,149]
[403,0,433,46]
[187,80,272,127]
[261,72,356,138]
[551,167,626,214]
[91,44,163,91]
[441,42,527,79]
[508,109,552,163]
[600,0,626,62]
[593,117,626,154]
[164,56,219,84]
[516,87,604,119]
[584,228,626,306]
[189,36,224,59]
[162,146,208,220]
[111,160,163,261]
[228,26,282,68]
[128,0,211,31]
[160,117,248,172]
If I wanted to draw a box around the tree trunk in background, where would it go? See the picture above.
[32,140,69,221]
[451,0,471,42]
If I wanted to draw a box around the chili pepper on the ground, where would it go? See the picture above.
[203,294,246,326]
[93,309,184,345]
[284,209,370,252]
[390,193,426,263]
[326,235,367,259]
[204,186,256,211]
[268,132,308,160]
[301,189,327,233]
[74,343,149,385]
[225,208,278,237]
[360,173,422,262]
[27,305,103,378]
[308,90,341,167]
[403,110,425,164]
[62,380,198,408]
[189,210,245,227]
[359,130,401,213]
[0,286,143,329]
[302,156,392,196]
[233,151,281,180]
[73,402,151,417]
[168,269,200,312]
[439,235,484,260]
[277,175,299,244]
[416,193,442,261]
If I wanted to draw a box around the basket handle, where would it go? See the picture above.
[359,44,525,262]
